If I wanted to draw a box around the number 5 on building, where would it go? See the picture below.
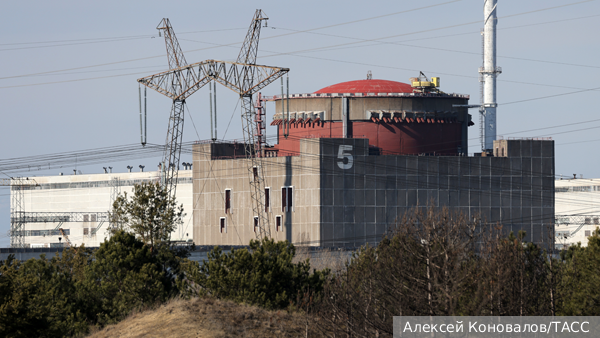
[337,145,354,169]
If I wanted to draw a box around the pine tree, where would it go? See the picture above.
[195,238,328,310]
[0,252,89,337]
[110,181,184,250]
[560,228,600,315]
[82,230,167,325]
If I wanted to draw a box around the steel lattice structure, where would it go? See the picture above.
[10,212,110,223]
[1,178,38,248]
[156,19,188,71]
[11,212,111,240]
[555,215,600,238]
[138,10,289,240]
[138,60,288,101]
[143,19,191,201]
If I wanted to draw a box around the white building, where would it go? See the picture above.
[12,169,193,248]
[555,177,600,249]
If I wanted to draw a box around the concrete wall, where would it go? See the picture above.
[193,141,322,246]
[194,138,555,248]
[319,138,554,246]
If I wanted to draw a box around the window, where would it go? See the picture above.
[276,215,282,232]
[281,186,294,212]
[265,187,271,212]
[281,187,287,212]
[83,228,89,236]
[225,189,231,214]
[585,230,591,237]
[585,217,592,225]
[594,217,599,225]
[91,214,97,222]
[253,166,259,181]
[83,214,89,222]
[254,216,259,233]
[287,187,293,211]
[220,217,227,233]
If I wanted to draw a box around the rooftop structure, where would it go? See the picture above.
[269,77,473,157]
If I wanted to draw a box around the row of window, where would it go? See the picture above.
[225,186,294,214]
[12,229,70,237]
[556,185,600,193]
[557,230,594,239]
[82,228,99,236]
[219,215,284,233]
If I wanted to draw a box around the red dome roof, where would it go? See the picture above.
[315,79,413,94]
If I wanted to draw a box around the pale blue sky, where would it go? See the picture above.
[1,0,599,246]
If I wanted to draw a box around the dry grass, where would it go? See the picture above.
[87,297,325,338]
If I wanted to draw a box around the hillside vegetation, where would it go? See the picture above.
[2,183,600,337]
[88,297,322,338]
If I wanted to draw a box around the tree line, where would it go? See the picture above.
[314,206,600,337]
[1,182,599,337]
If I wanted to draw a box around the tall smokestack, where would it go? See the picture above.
[481,0,501,152]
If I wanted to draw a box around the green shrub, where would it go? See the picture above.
[193,238,328,309]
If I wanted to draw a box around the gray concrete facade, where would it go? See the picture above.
[193,138,554,247]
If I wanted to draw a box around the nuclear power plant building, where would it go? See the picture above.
[192,79,555,247]
[9,78,555,249]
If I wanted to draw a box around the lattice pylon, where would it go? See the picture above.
[163,100,185,201]
[241,95,271,239]
[10,181,25,248]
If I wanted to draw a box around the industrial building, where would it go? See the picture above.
[11,168,193,248]
[554,177,600,249]
[9,76,556,249]
[10,77,556,249]
[192,78,555,247]
[9,1,557,249]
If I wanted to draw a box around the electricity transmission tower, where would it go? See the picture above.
[138,10,288,239]
[142,18,199,200]
[0,178,38,248]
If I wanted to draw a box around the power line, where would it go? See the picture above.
[502,86,600,105]
[1,111,598,177]
[0,27,247,48]
[0,2,459,81]
[0,36,150,52]
[1,114,598,177]
[1,1,596,97]
[4,145,600,243]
